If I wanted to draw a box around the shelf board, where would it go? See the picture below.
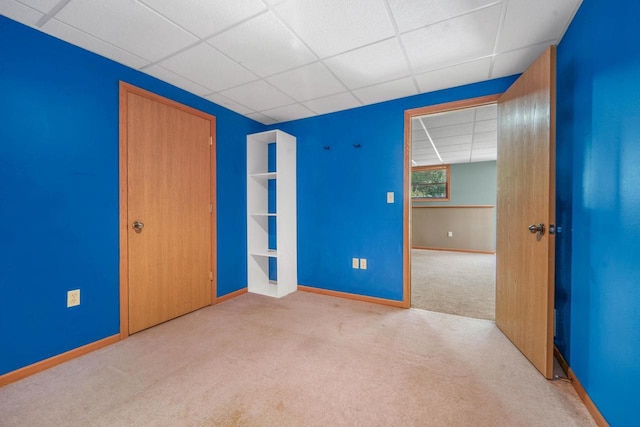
[250,212,277,217]
[249,172,277,179]
[250,250,277,258]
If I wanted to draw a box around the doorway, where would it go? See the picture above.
[406,99,499,320]
[119,82,217,337]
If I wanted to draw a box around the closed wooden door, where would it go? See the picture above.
[121,84,214,335]
[496,46,556,378]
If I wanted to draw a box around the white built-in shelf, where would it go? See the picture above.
[246,129,297,299]
[249,172,277,179]
[250,249,278,258]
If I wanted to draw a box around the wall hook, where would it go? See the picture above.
[323,145,331,150]
[353,143,362,148]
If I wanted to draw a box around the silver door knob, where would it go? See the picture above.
[132,221,144,233]
[528,223,545,235]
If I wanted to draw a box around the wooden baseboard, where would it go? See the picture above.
[298,285,405,308]
[0,334,120,387]
[216,287,247,304]
[412,246,496,254]
[554,346,609,427]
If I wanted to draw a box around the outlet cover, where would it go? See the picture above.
[352,258,359,269]
[386,192,394,203]
[67,289,80,307]
[360,258,367,270]
[447,231,453,238]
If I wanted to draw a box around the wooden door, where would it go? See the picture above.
[496,46,556,378]
[121,83,215,335]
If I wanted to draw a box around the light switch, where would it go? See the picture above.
[387,192,394,203]
[447,231,453,238]
[360,258,367,270]
[352,258,359,269]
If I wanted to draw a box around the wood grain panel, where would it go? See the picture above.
[496,46,556,378]
[120,83,215,335]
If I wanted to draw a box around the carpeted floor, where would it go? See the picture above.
[411,249,496,320]
[0,292,594,426]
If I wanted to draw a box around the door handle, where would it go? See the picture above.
[132,220,144,233]
[528,223,545,236]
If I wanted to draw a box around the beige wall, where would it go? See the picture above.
[411,206,495,252]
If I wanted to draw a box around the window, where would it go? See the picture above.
[411,165,450,201]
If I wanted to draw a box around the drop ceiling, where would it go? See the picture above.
[412,104,497,166]
[1,0,582,124]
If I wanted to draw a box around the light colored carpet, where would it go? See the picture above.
[0,292,593,426]
[412,249,496,320]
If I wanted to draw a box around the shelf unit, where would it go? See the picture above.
[247,129,297,298]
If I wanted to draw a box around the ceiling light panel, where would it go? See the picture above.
[388,0,500,34]
[323,38,411,90]
[491,42,549,78]
[138,0,266,39]
[272,0,395,58]
[267,62,344,102]
[159,43,257,92]
[352,77,417,105]
[41,18,149,69]
[208,12,316,78]
[0,0,43,25]
[261,103,315,123]
[302,92,362,115]
[54,0,198,62]
[497,0,581,52]
[401,4,501,74]
[219,79,294,112]
[415,58,491,93]
[143,65,212,96]
[14,0,59,14]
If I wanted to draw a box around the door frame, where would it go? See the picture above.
[118,82,217,339]
[402,94,501,308]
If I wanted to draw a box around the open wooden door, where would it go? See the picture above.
[496,46,556,378]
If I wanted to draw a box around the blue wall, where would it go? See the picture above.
[271,79,515,301]
[0,16,260,375]
[556,0,640,424]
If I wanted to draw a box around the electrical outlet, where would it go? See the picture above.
[360,258,367,270]
[447,231,453,238]
[67,289,80,307]
[387,192,394,203]
[352,258,359,269]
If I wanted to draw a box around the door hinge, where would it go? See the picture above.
[209,136,213,146]
[209,271,213,281]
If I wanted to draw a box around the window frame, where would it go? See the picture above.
[411,164,451,202]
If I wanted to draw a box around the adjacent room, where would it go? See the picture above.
[1,1,638,425]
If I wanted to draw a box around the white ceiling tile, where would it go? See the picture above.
[159,44,257,92]
[421,109,476,128]
[273,0,395,58]
[302,92,361,115]
[401,5,501,74]
[491,43,549,78]
[261,103,315,123]
[353,77,417,105]
[472,140,497,149]
[474,119,496,133]
[474,104,497,121]
[415,58,492,93]
[429,124,474,139]
[219,80,294,112]
[267,62,344,102]
[0,0,43,25]
[208,12,316,77]
[204,93,254,115]
[388,0,500,33]
[54,0,198,62]
[138,0,266,39]
[497,0,581,52]
[14,0,59,13]
[324,38,410,89]
[143,65,212,96]
[473,131,497,143]
[247,112,278,125]
[41,18,149,69]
